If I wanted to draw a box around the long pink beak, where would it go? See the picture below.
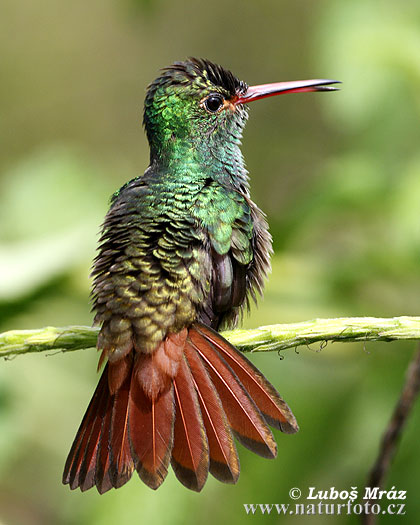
[235,79,340,104]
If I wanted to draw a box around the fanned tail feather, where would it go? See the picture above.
[63,364,109,491]
[188,327,278,459]
[128,358,174,490]
[194,324,298,433]
[184,342,240,483]
[63,360,134,494]
[63,325,297,493]
[94,393,113,494]
[108,356,134,488]
[171,355,209,491]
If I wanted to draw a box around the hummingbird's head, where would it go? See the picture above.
[143,58,249,160]
[143,58,340,162]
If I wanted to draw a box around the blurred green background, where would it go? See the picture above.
[1,0,420,523]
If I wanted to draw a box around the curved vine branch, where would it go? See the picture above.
[362,344,420,525]
[1,316,419,359]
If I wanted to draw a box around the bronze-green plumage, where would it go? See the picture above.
[63,58,339,493]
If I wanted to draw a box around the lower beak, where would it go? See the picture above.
[235,79,341,104]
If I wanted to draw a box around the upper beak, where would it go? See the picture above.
[235,79,341,104]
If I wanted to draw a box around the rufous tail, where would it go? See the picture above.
[63,323,298,493]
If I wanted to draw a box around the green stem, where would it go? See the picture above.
[1,316,419,359]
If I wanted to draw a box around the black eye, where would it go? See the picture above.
[204,94,224,113]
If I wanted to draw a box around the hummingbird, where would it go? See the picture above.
[63,58,339,493]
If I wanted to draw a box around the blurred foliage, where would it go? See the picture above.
[1,0,420,524]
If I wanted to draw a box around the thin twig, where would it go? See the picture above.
[362,344,420,525]
[0,316,420,359]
